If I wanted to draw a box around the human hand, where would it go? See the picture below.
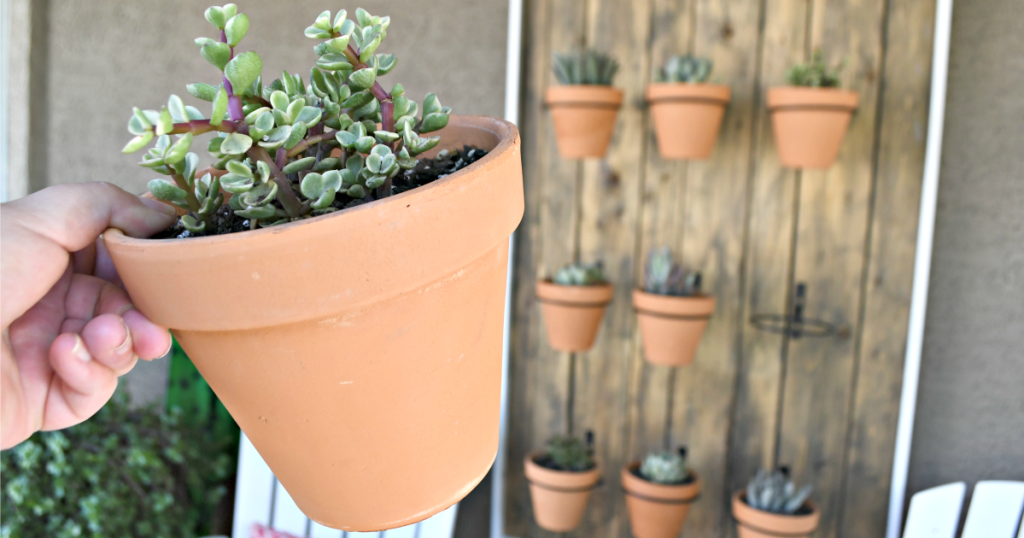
[1,182,177,449]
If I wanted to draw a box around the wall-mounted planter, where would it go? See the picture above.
[633,290,715,366]
[545,85,623,159]
[767,87,859,169]
[537,280,614,352]
[622,462,702,538]
[646,83,731,160]
[104,116,523,532]
[525,451,601,532]
[731,491,820,538]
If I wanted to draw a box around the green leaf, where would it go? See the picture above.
[286,99,305,124]
[316,53,352,72]
[182,215,206,233]
[273,109,291,126]
[223,4,237,19]
[164,133,193,164]
[167,95,187,122]
[221,132,253,155]
[312,157,341,172]
[300,173,325,198]
[195,37,217,48]
[225,159,253,179]
[224,52,263,96]
[200,42,232,71]
[322,170,342,192]
[348,68,376,91]
[283,122,307,150]
[313,10,332,30]
[220,173,254,193]
[347,184,366,199]
[365,175,385,189]
[185,106,205,120]
[420,112,449,134]
[270,90,290,111]
[366,153,383,174]
[340,90,373,109]
[304,26,331,39]
[211,86,228,126]
[252,111,274,138]
[310,189,335,210]
[148,179,187,202]
[183,152,200,183]
[375,54,397,76]
[204,6,226,28]
[374,130,399,143]
[332,9,348,32]
[359,35,382,62]
[123,132,154,153]
[244,106,270,124]
[128,115,147,136]
[242,181,277,206]
[422,93,442,116]
[354,136,375,153]
[259,126,291,149]
[224,14,249,47]
[154,108,174,136]
[293,106,322,128]
[326,36,350,54]
[186,82,218,102]
[335,130,357,148]
[283,157,316,174]
[235,205,277,219]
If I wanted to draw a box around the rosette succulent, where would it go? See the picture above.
[745,467,813,515]
[124,5,453,234]
[657,55,713,83]
[639,447,689,484]
[785,50,843,88]
[553,48,619,86]
[542,431,596,472]
[643,247,702,297]
[552,261,606,286]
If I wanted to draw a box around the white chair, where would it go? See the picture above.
[902,481,1024,538]
[231,433,459,538]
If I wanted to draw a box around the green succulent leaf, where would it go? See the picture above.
[259,125,291,149]
[235,204,277,219]
[360,35,382,62]
[224,52,263,96]
[422,93,442,116]
[282,157,316,174]
[211,86,228,126]
[201,42,232,71]
[127,115,148,136]
[354,136,375,153]
[242,181,277,206]
[156,108,174,136]
[225,159,254,179]
[285,99,305,124]
[364,175,385,189]
[195,37,217,48]
[283,122,307,150]
[304,26,332,39]
[375,54,397,76]
[326,36,350,54]
[181,215,206,233]
[164,133,193,164]
[420,112,449,134]
[313,10,332,30]
[187,83,219,103]
[224,14,249,47]
[332,9,348,32]
[204,6,227,28]
[300,173,325,198]
[374,130,399,144]
[220,173,255,193]
[348,68,376,92]
[346,184,366,199]
[312,157,341,172]
[321,170,343,191]
[244,106,270,124]
[269,90,290,111]
[293,106,322,128]
[221,132,253,155]
[336,18,356,37]
[167,95,187,122]
[148,179,187,202]
[185,106,205,120]
[316,53,352,72]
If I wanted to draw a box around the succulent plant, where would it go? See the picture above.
[553,49,619,86]
[643,247,702,297]
[552,261,606,286]
[657,55,713,83]
[544,431,596,472]
[639,447,689,485]
[745,467,813,515]
[785,50,842,88]
[124,5,452,234]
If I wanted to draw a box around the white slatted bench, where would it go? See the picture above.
[902,481,1024,538]
[231,433,459,538]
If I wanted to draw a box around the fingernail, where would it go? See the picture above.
[71,335,92,362]
[115,319,133,355]
[159,338,173,359]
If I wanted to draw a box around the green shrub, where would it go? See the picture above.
[1,390,233,538]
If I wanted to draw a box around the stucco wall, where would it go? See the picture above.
[906,0,1024,509]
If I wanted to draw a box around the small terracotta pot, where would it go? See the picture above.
[732,491,820,538]
[767,87,859,169]
[536,280,614,352]
[646,83,731,160]
[633,290,715,367]
[524,451,601,532]
[545,85,624,159]
[622,462,702,538]
[104,116,524,531]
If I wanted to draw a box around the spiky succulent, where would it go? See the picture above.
[124,5,452,234]
[657,55,713,83]
[644,247,701,297]
[544,431,595,472]
[745,467,813,515]
[553,49,619,86]
[785,50,842,88]
[639,447,689,484]
[552,261,606,286]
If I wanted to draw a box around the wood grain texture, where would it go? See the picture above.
[504,0,929,536]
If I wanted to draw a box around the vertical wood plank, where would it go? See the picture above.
[778,0,886,536]
[727,0,808,507]
[667,0,763,534]
[838,1,934,536]
[505,0,589,536]
[571,0,653,535]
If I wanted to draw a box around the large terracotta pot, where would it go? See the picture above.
[545,85,623,159]
[767,87,859,169]
[104,116,524,531]
[536,280,614,352]
[622,462,702,538]
[646,83,731,160]
[732,491,820,538]
[524,451,601,532]
[633,290,715,367]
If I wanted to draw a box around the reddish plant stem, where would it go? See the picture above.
[246,146,303,218]
[220,29,244,121]
[169,119,239,136]
[286,131,337,158]
[275,148,287,169]
[169,172,207,224]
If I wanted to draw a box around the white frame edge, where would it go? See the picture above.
[492,0,523,537]
[885,1,954,537]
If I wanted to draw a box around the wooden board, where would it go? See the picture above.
[504,0,934,535]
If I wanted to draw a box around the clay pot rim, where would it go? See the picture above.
[536,279,615,306]
[105,115,517,248]
[632,289,716,317]
[621,462,702,501]
[646,83,732,104]
[545,85,624,107]
[525,451,602,489]
[766,87,859,110]
[731,490,820,534]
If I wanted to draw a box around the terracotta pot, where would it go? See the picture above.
[536,280,613,352]
[732,491,820,538]
[524,451,601,532]
[622,462,702,538]
[633,290,715,367]
[545,85,624,159]
[104,116,524,531]
[646,83,731,160]
[767,87,859,169]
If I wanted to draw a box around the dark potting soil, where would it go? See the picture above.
[628,466,695,486]
[152,145,488,240]
[532,454,597,473]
